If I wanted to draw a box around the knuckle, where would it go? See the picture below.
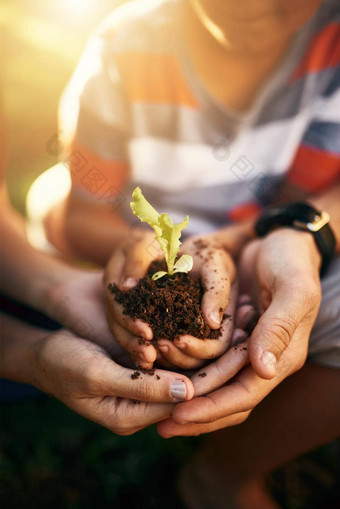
[130,380,157,401]
[289,276,321,308]
[261,315,297,349]
[294,351,308,372]
[233,381,256,412]
[127,257,145,274]
[80,363,101,391]
[245,399,256,412]
[110,411,133,436]
[114,426,136,436]
[235,414,248,425]
[294,358,306,372]
[191,429,203,437]
[235,410,251,425]
[304,279,322,307]
[205,394,221,415]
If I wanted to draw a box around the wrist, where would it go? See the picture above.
[211,219,256,258]
[267,228,322,273]
[0,313,48,386]
[255,201,335,276]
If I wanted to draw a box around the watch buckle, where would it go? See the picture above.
[293,211,330,232]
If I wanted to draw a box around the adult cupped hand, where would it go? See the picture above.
[158,228,322,437]
[30,329,194,435]
[104,232,237,370]
[45,268,117,354]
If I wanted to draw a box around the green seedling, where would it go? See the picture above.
[130,187,193,280]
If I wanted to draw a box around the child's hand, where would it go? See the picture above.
[155,236,237,369]
[104,231,161,370]
[105,234,237,370]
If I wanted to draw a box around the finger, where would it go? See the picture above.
[72,396,174,436]
[235,305,260,337]
[105,244,153,340]
[190,340,250,396]
[235,304,256,329]
[112,399,173,434]
[230,328,248,347]
[238,239,262,294]
[107,298,153,340]
[172,365,275,424]
[173,319,232,360]
[157,340,205,370]
[157,410,251,438]
[249,282,316,380]
[108,315,157,369]
[174,283,237,359]
[93,360,195,403]
[104,248,126,287]
[237,294,253,306]
[200,251,236,329]
[120,234,161,289]
[155,351,177,369]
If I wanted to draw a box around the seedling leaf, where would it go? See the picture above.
[130,187,193,278]
[173,254,193,274]
[152,271,168,281]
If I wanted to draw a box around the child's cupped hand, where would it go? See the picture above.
[104,232,238,371]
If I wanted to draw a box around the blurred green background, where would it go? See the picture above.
[1,1,339,507]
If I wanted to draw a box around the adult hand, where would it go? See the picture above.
[28,329,194,435]
[104,232,237,370]
[45,269,117,355]
[158,228,322,437]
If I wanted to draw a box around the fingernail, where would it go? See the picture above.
[170,380,187,401]
[175,341,187,351]
[138,350,149,362]
[243,308,256,324]
[210,311,222,327]
[261,351,277,374]
[231,328,248,346]
[122,277,138,290]
[158,345,169,354]
[238,294,252,306]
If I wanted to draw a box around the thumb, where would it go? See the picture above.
[101,362,195,403]
[249,286,302,379]
[120,234,161,290]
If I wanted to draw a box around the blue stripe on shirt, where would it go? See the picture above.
[303,121,340,155]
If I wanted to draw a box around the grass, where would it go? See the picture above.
[0,395,198,509]
[1,394,339,508]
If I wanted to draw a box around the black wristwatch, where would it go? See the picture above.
[255,202,336,276]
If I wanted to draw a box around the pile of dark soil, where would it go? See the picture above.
[108,260,221,342]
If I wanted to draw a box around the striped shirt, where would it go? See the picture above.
[60,0,340,236]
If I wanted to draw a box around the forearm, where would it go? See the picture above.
[46,192,136,265]
[0,312,45,384]
[0,202,78,313]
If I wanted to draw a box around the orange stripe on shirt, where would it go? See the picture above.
[115,53,199,108]
[290,23,340,81]
[65,138,129,200]
[228,202,262,222]
[287,144,340,192]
